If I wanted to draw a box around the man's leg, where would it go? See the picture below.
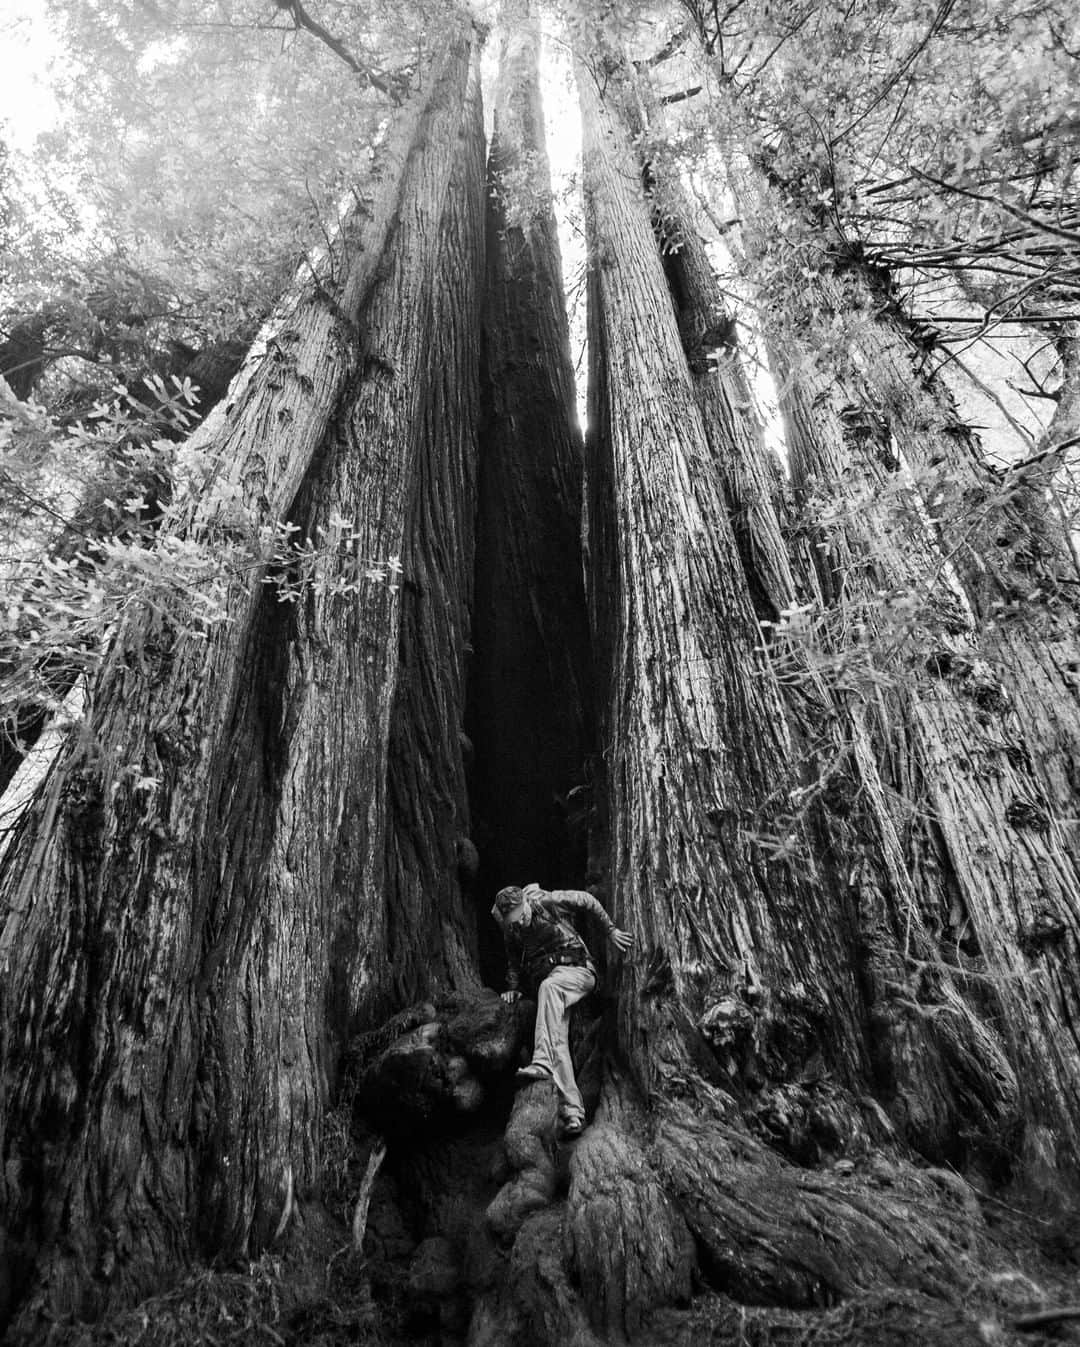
[529,965,595,1124]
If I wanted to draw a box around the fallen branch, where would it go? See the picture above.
[351,1138,388,1252]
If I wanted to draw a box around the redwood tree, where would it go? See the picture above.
[734,164,1080,1174]
[454,38,1048,1344]
[0,28,484,1333]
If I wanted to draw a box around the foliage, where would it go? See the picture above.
[0,374,404,790]
[0,0,464,794]
[1,0,457,402]
[597,0,1080,471]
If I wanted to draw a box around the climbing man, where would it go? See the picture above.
[493,882,633,1137]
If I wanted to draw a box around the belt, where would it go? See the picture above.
[532,949,594,980]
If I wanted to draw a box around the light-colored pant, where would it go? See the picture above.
[531,963,596,1122]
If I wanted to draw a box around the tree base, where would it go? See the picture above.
[22,991,1080,1347]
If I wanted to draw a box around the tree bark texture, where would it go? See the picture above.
[578,52,868,1106]
[851,295,1080,1175]
[0,33,481,1336]
[467,0,594,924]
[194,41,487,1260]
[635,174,1020,1166]
[384,54,487,1003]
[646,171,798,626]
[771,298,1080,1174]
[851,282,1080,876]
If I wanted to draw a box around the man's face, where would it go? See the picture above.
[506,898,532,931]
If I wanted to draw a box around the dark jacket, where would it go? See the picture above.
[503,889,615,993]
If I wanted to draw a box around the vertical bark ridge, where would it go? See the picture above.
[774,354,1025,1157]
[821,274,1080,1171]
[711,135,1080,1169]
[197,36,482,1255]
[848,287,1080,876]
[648,176,799,625]
[384,52,487,1003]
[468,0,593,939]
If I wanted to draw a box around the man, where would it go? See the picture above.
[493,882,633,1137]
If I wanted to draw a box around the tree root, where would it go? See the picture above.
[650,1103,980,1307]
[345,997,1067,1346]
[485,1077,559,1242]
[566,1120,694,1337]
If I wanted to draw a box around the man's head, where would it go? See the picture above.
[492,883,539,928]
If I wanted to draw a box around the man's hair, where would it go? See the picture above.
[492,885,524,917]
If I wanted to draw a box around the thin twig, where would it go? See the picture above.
[910,168,1080,247]
[943,351,1036,449]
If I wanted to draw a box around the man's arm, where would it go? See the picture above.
[546,889,634,953]
[501,926,522,1002]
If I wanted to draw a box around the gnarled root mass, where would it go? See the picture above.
[343,991,1080,1346]
[34,990,1080,1347]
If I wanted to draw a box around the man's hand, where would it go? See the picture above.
[501,990,521,1004]
[610,928,634,953]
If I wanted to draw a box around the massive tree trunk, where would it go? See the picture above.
[196,43,488,1258]
[853,296,1080,1178]
[756,239,1080,1175]
[466,0,593,933]
[848,274,1080,875]
[635,175,1019,1167]
[383,55,487,1002]
[577,48,867,1108]
[0,32,482,1336]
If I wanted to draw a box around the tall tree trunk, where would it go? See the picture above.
[848,276,1080,877]
[196,43,488,1259]
[642,176,1017,1166]
[384,53,487,1001]
[467,0,593,931]
[578,48,866,1107]
[0,32,480,1336]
